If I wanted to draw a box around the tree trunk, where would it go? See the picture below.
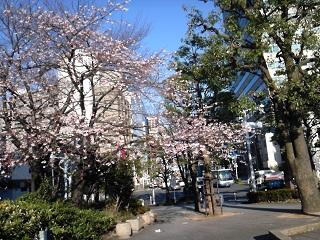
[290,126,320,214]
[303,118,317,169]
[176,156,189,191]
[203,151,217,215]
[94,182,100,203]
[271,92,320,214]
[71,169,85,206]
[30,159,46,192]
[163,176,171,203]
[162,157,171,203]
[189,162,200,212]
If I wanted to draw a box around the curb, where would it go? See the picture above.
[269,221,320,240]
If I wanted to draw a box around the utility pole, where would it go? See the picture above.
[244,111,257,192]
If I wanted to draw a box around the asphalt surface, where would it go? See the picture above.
[130,184,320,240]
[292,230,320,240]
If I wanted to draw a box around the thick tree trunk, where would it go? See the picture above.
[271,92,320,214]
[282,142,295,188]
[290,126,320,214]
[203,152,217,215]
[71,169,85,206]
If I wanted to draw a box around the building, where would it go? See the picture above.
[229,6,320,175]
[231,71,283,171]
[0,165,31,200]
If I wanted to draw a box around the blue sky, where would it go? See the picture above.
[123,0,212,53]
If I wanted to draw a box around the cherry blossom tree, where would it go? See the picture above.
[163,113,242,214]
[159,76,243,215]
[143,133,174,204]
[0,0,161,205]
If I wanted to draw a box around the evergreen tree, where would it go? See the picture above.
[186,0,320,213]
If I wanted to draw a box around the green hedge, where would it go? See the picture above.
[0,199,116,240]
[247,188,299,203]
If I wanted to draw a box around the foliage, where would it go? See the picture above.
[170,31,239,122]
[0,198,115,240]
[247,189,299,203]
[234,178,242,184]
[103,160,134,211]
[19,178,54,202]
[188,0,320,213]
[128,198,150,216]
[0,0,161,205]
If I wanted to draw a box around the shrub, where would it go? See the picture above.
[128,198,150,215]
[247,188,299,203]
[234,178,242,184]
[103,161,134,211]
[19,178,54,203]
[0,197,116,240]
[0,200,44,240]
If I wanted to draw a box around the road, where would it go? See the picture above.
[133,182,249,206]
[131,184,320,240]
[133,187,185,205]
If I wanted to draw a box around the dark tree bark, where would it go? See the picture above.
[274,95,320,214]
[71,166,85,206]
[203,151,217,215]
[290,126,320,213]
[189,161,200,212]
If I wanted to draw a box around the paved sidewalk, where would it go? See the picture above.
[131,201,320,240]
[292,229,320,240]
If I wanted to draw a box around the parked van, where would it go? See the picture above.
[212,169,234,187]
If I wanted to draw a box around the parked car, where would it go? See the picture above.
[212,169,234,187]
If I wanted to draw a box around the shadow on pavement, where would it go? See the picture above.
[253,234,276,240]
[177,204,198,212]
[223,203,302,214]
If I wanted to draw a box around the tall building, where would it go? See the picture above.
[231,70,283,171]
[228,5,320,174]
[232,46,320,176]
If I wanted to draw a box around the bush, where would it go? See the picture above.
[247,188,299,203]
[0,200,43,240]
[234,178,242,184]
[103,161,134,211]
[128,198,150,215]
[0,197,116,240]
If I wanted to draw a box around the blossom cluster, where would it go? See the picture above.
[0,1,161,174]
